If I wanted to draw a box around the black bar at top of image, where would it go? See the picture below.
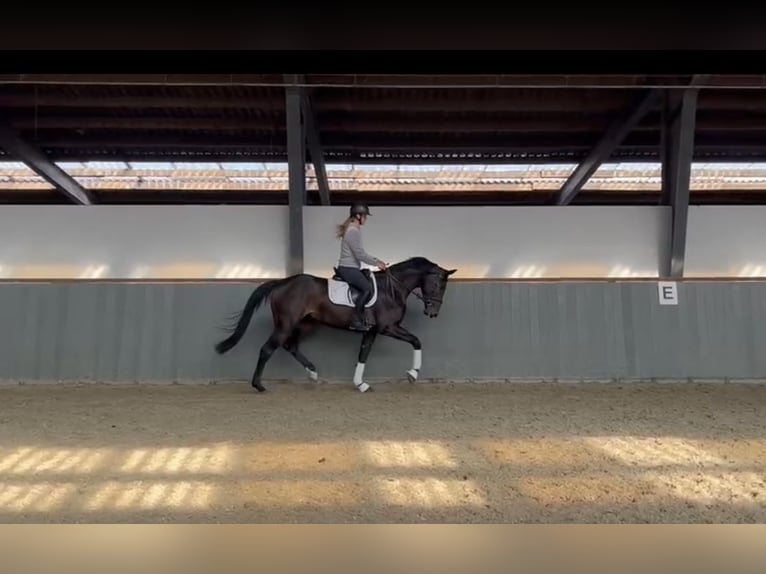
[0,51,765,76]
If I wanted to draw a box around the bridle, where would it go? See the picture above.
[383,268,443,305]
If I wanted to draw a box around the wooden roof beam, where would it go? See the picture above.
[293,75,330,205]
[552,89,662,206]
[0,123,94,205]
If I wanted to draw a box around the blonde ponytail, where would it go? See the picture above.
[335,216,355,239]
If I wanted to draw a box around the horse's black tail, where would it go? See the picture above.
[214,279,282,354]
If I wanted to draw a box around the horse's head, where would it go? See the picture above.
[387,257,457,317]
[420,265,457,318]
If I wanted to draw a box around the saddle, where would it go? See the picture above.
[328,267,378,308]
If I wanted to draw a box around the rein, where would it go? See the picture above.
[383,269,443,305]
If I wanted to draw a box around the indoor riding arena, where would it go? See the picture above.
[1,74,766,523]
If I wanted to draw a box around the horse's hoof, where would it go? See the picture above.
[356,382,371,393]
[305,368,319,381]
[406,369,418,383]
[252,383,266,392]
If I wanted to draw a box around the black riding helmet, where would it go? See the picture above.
[349,203,371,217]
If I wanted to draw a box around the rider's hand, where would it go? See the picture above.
[377,261,388,271]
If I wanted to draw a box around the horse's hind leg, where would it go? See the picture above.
[251,277,317,392]
[283,319,319,381]
[251,327,291,392]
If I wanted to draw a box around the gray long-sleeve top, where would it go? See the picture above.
[338,225,381,268]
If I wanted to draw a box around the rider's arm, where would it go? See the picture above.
[344,226,382,266]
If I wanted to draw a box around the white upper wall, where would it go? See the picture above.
[304,206,669,279]
[686,206,766,277]
[3,203,766,280]
[0,206,288,279]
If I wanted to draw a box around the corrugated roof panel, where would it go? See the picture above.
[4,161,766,192]
[9,174,47,183]
[56,161,85,170]
[0,161,32,171]
[169,162,221,170]
[483,164,518,172]
[76,161,129,170]
[219,162,267,170]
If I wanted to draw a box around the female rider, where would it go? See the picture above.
[335,203,388,331]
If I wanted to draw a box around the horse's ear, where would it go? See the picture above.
[446,269,457,276]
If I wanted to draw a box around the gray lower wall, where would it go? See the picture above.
[1,281,765,383]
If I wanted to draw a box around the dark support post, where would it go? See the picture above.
[300,88,331,205]
[659,92,671,205]
[0,124,94,205]
[285,74,330,205]
[553,89,662,205]
[663,77,707,277]
[660,90,684,207]
[286,79,306,276]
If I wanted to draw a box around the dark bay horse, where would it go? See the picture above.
[214,256,456,392]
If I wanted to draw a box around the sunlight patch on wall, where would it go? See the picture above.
[78,264,109,279]
[215,264,281,279]
[129,265,150,279]
[502,262,658,278]
[508,265,546,279]
[444,264,489,279]
[739,264,766,277]
[608,265,644,278]
[7,264,100,279]
[139,262,219,279]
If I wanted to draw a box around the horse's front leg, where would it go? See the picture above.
[380,324,422,383]
[353,329,378,392]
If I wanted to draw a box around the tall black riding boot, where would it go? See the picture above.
[349,308,370,332]
[350,290,373,331]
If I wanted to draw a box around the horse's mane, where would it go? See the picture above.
[388,256,436,273]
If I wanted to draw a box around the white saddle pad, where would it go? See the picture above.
[328,272,378,308]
